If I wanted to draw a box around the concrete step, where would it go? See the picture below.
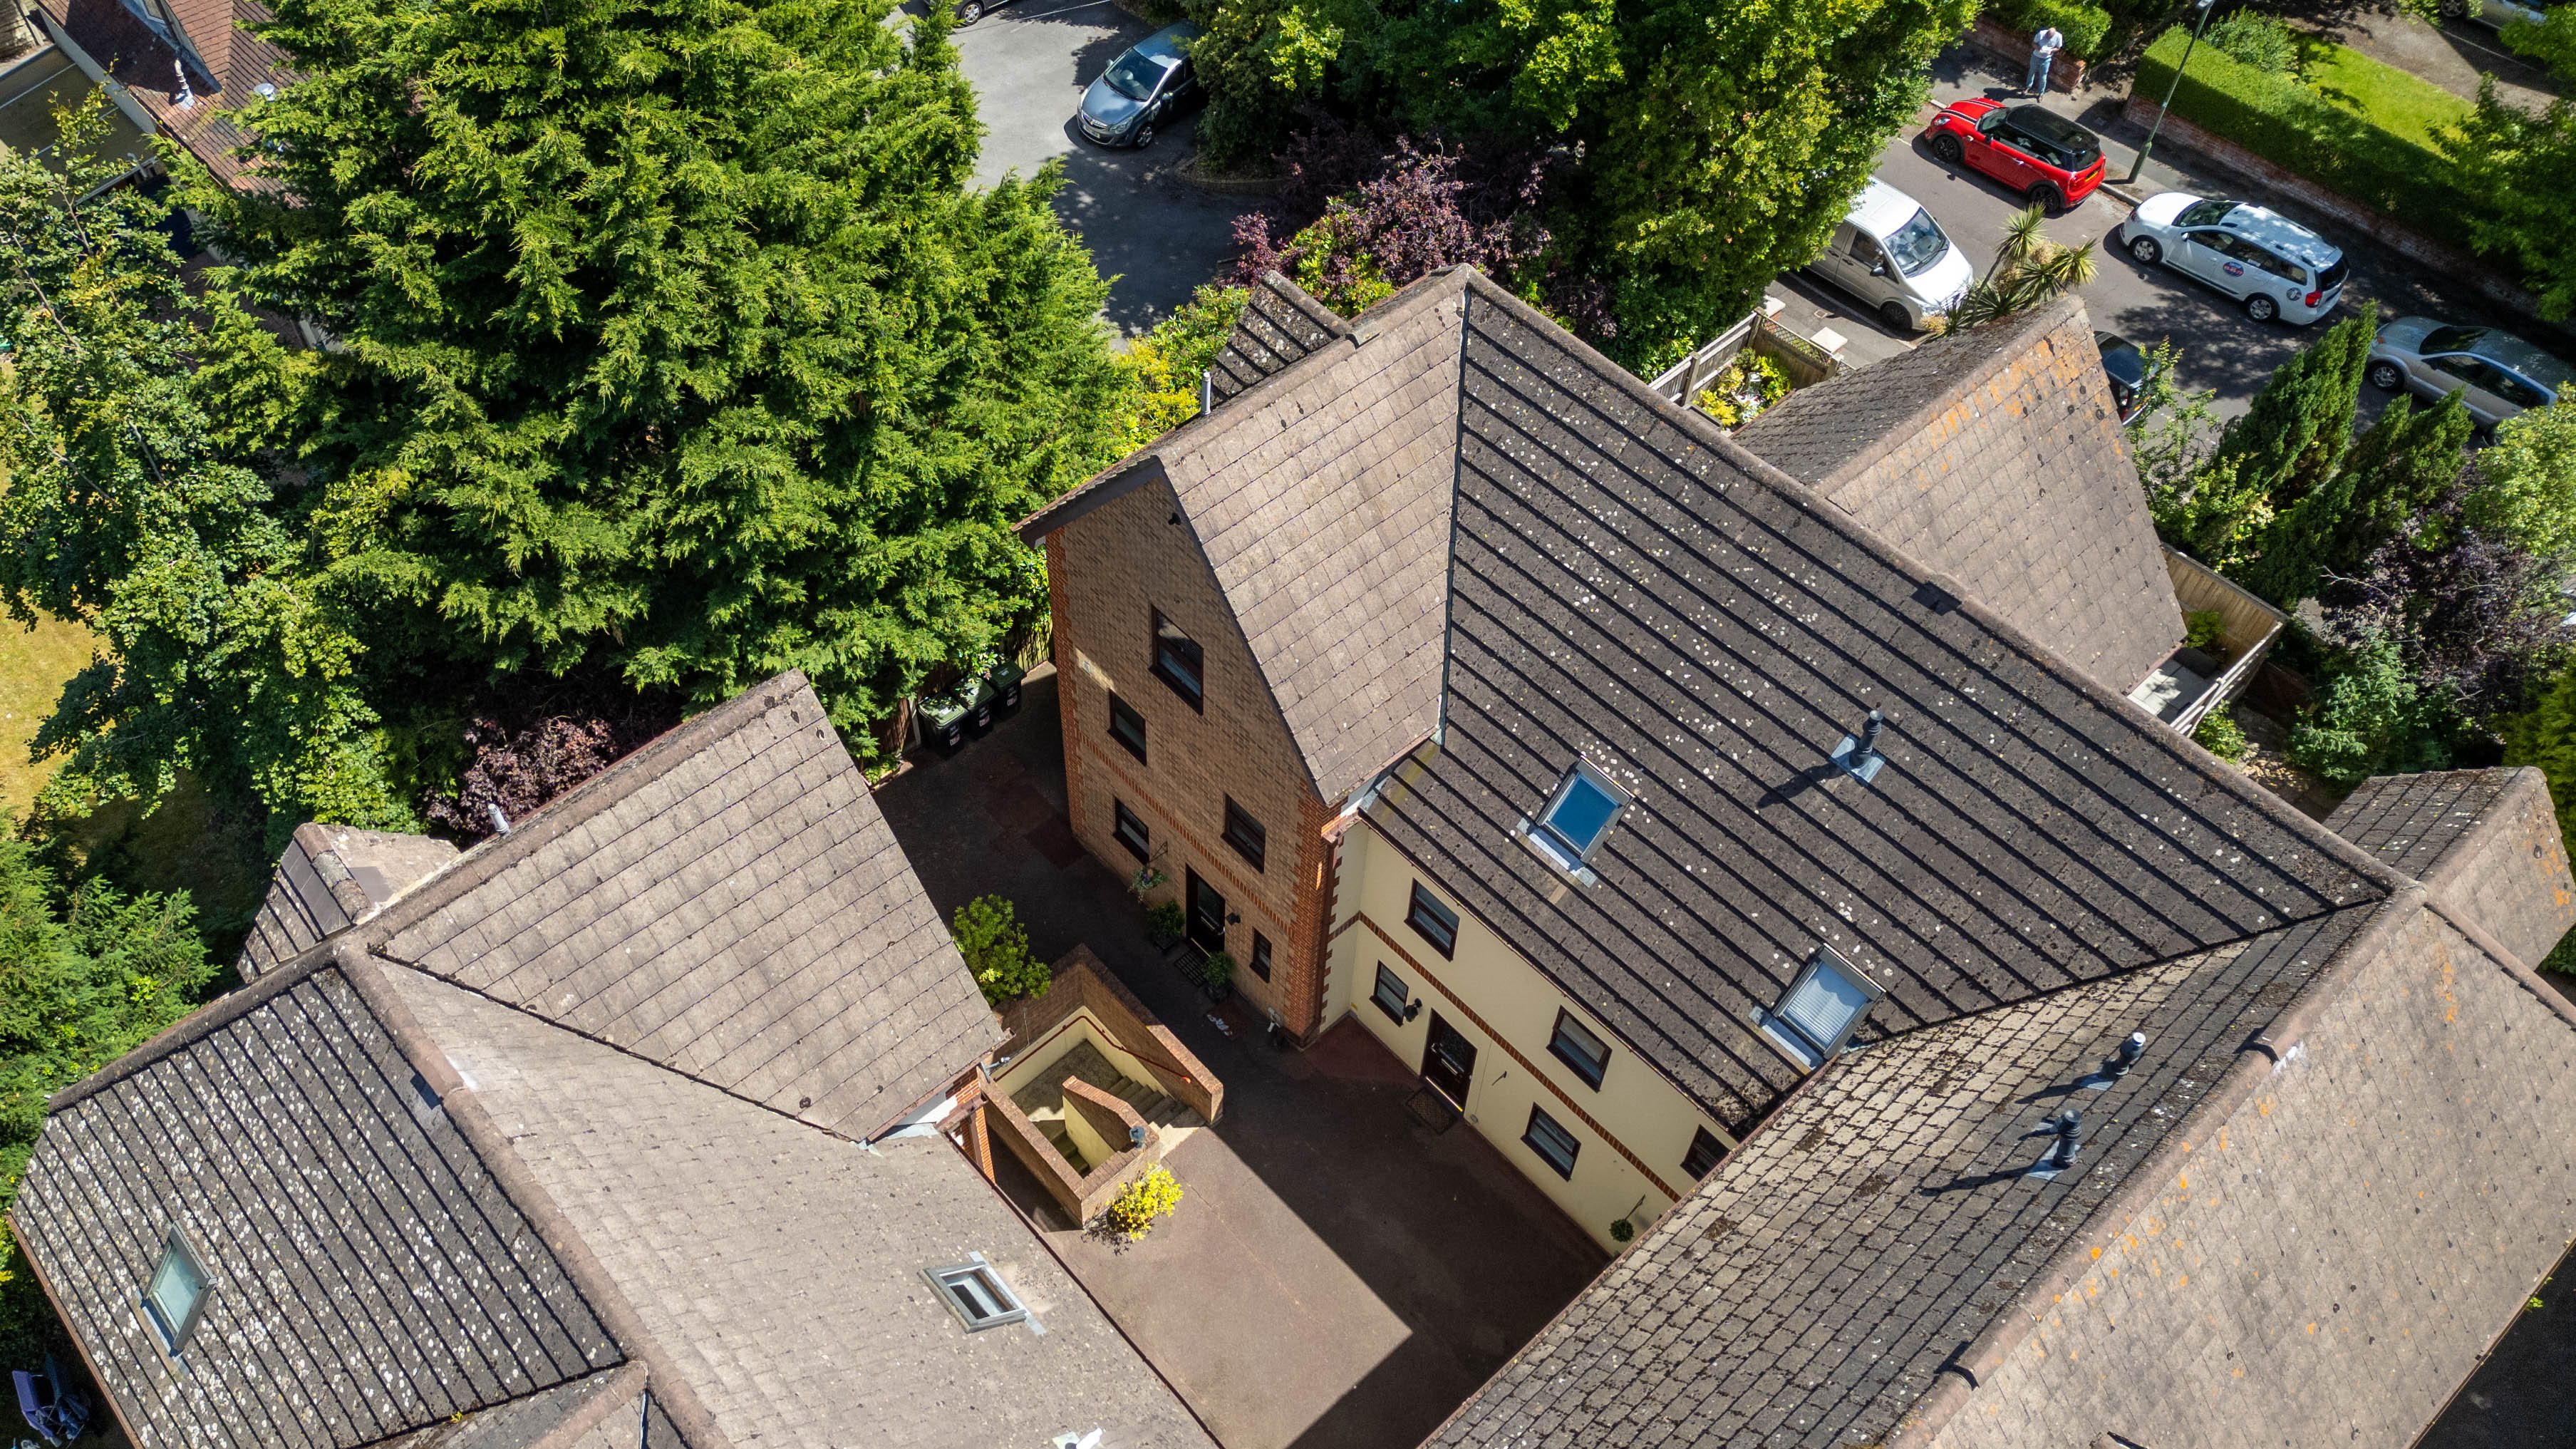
[1039,1120,1087,1174]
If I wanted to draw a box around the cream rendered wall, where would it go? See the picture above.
[1323,820,1735,1251]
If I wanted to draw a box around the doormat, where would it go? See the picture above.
[1405,1087,1461,1133]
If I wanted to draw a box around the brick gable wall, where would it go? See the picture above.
[1920,905,2576,1449]
[1049,478,1335,1035]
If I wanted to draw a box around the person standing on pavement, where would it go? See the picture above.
[2027,24,2064,93]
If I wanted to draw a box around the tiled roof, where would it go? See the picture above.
[1023,271,1469,802]
[238,823,457,980]
[1209,270,1349,403]
[38,0,288,190]
[1424,906,2378,1449]
[12,966,624,1449]
[1735,296,2182,694]
[2327,768,2526,883]
[1364,282,2379,1130]
[380,967,1217,1449]
[2324,765,2576,967]
[373,672,1000,1140]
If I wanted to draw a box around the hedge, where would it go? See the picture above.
[1992,0,2112,61]
[2134,25,2488,257]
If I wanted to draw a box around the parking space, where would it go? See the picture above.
[938,0,1245,334]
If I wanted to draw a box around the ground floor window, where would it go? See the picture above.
[1521,1105,1580,1179]
[1250,932,1272,981]
[1372,963,1409,1021]
[1113,799,1150,860]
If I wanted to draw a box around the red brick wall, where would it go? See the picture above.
[1048,478,1332,1034]
[1921,904,2576,1449]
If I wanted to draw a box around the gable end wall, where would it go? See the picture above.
[1925,906,2576,1449]
[2433,769,2576,969]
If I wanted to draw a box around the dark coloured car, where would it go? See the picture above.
[2094,331,2161,424]
[1921,98,2105,214]
[1077,23,1204,150]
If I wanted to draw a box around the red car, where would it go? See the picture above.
[1920,98,2105,215]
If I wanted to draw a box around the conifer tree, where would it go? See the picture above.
[191,0,1125,753]
[2215,301,2375,508]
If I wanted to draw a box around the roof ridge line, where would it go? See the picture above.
[337,949,741,1449]
[1881,885,2432,1449]
[1453,275,2404,911]
[356,670,819,952]
[1806,294,2091,496]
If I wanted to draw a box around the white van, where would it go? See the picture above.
[1807,177,1975,334]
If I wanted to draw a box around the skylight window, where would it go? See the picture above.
[140,1230,209,1353]
[1759,947,1883,1068]
[1518,760,1630,881]
[925,1257,1029,1331]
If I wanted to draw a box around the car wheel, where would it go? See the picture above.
[2366,359,2406,391]
[2245,293,2278,323]
[2439,0,2467,15]
[1933,133,1964,166]
[957,0,982,20]
[2027,182,2064,216]
[1133,122,1156,149]
[1878,299,1915,334]
[2128,234,2162,266]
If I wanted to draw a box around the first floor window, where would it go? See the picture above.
[1682,1127,1728,1179]
[1108,692,1148,763]
[1547,1009,1612,1090]
[1250,932,1273,981]
[1223,798,1268,872]
[1151,609,1206,711]
[1372,964,1409,1021]
[1406,882,1459,958]
[1113,800,1151,860]
[1521,1105,1580,1179]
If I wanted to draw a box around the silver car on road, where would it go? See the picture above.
[2365,317,2571,429]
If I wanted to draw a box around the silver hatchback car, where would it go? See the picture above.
[2365,317,2572,429]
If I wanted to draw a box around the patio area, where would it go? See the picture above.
[876,669,1608,1449]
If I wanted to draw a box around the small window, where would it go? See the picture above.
[1150,609,1204,712]
[1222,798,1267,872]
[925,1259,1029,1331]
[1521,1105,1580,1180]
[1760,947,1884,1068]
[141,1231,210,1353]
[1546,1009,1611,1090]
[1682,1127,1728,1179]
[1371,964,1409,1022]
[1112,800,1151,861]
[1405,883,1458,959]
[1523,760,1630,875]
[1107,693,1148,764]
[1249,932,1272,981]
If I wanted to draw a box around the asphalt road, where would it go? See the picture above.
[943,0,1243,335]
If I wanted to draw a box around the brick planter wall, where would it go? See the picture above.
[2119,93,2545,323]
[1966,16,2087,93]
[997,946,1224,1123]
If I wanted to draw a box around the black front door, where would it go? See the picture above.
[1422,1014,1477,1109]
[1185,869,1228,955]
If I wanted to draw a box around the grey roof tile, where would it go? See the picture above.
[238,825,458,981]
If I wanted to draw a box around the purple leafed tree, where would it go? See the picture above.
[423,697,681,840]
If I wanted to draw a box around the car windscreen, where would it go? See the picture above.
[2176,197,2238,227]
[2424,325,2490,355]
[1104,50,1174,101]
[1885,207,1951,277]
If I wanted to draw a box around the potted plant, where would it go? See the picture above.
[1200,950,1236,1003]
[1144,900,1186,948]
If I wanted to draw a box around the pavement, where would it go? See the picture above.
[939,0,1247,336]
[875,668,1607,1449]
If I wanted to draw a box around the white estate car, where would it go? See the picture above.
[1806,177,1975,334]
[2116,192,2347,325]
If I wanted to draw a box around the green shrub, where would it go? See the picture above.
[2287,632,2459,785]
[2136,26,2485,257]
[2183,609,2228,652]
[2205,11,2297,73]
[2193,704,2250,761]
[951,895,1050,1006]
[1144,899,1186,945]
[1992,0,2111,60]
[1693,352,1792,428]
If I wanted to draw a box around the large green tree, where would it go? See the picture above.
[192,0,1124,756]
[0,98,411,830]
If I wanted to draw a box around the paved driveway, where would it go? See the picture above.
[1816,48,2565,423]
[876,669,1607,1449]
[942,0,1247,334]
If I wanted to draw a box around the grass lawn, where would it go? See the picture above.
[2297,38,2475,153]
[0,610,91,820]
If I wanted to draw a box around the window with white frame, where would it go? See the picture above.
[1760,947,1883,1068]
[140,1230,210,1353]
[925,1257,1029,1331]
[1520,760,1630,877]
